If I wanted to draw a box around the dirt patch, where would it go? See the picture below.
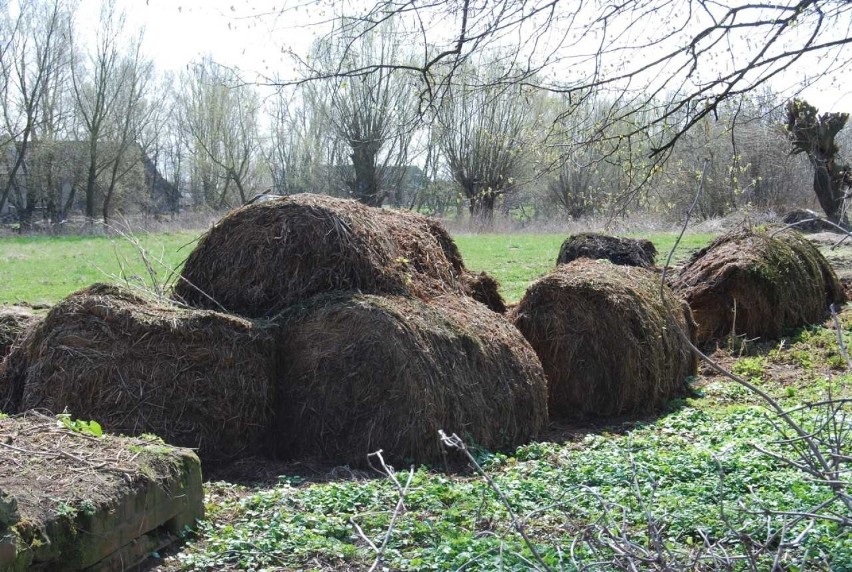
[806,231,852,282]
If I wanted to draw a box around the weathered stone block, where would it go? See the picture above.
[0,412,203,572]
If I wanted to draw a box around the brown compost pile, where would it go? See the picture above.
[0,306,38,363]
[173,194,505,317]
[557,233,657,268]
[674,227,845,344]
[512,259,697,417]
[0,284,276,465]
[269,293,548,466]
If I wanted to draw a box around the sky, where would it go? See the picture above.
[76,0,327,80]
[74,0,852,114]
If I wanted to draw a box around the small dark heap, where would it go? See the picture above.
[557,232,657,268]
[781,209,843,234]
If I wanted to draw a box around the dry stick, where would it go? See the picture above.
[105,218,164,298]
[99,218,230,313]
[439,431,554,572]
[659,160,848,511]
[830,303,852,371]
[365,450,415,572]
[349,517,380,554]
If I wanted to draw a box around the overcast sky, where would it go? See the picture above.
[76,0,326,80]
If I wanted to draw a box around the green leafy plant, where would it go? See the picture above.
[56,413,103,437]
[55,501,77,518]
[78,499,97,517]
[732,356,766,380]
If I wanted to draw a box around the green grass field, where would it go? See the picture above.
[0,231,714,305]
[0,232,200,305]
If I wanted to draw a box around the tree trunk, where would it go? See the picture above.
[810,155,844,222]
[468,188,496,230]
[350,142,383,206]
[786,99,850,225]
[84,139,99,231]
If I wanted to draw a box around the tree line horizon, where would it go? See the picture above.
[1,0,850,231]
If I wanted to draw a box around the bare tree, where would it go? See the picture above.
[0,0,71,227]
[142,73,182,215]
[70,0,131,227]
[266,88,338,196]
[436,59,541,225]
[306,19,421,207]
[99,37,155,225]
[180,57,262,209]
[786,98,852,223]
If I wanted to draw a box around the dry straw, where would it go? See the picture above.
[0,307,38,363]
[557,233,658,268]
[0,284,276,465]
[674,227,845,344]
[512,259,697,418]
[270,293,548,466]
[174,194,504,317]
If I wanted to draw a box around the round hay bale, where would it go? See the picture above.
[674,227,846,344]
[270,293,548,466]
[173,193,505,317]
[0,306,39,362]
[557,233,657,268]
[511,259,697,418]
[0,284,276,465]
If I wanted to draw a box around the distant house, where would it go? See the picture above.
[1,140,178,223]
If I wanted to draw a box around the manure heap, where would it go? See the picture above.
[0,284,276,466]
[513,258,697,417]
[674,227,845,344]
[1,194,547,467]
[556,232,658,268]
[174,193,505,316]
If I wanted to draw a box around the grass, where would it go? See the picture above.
[0,231,714,305]
[0,232,200,305]
[456,232,713,301]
